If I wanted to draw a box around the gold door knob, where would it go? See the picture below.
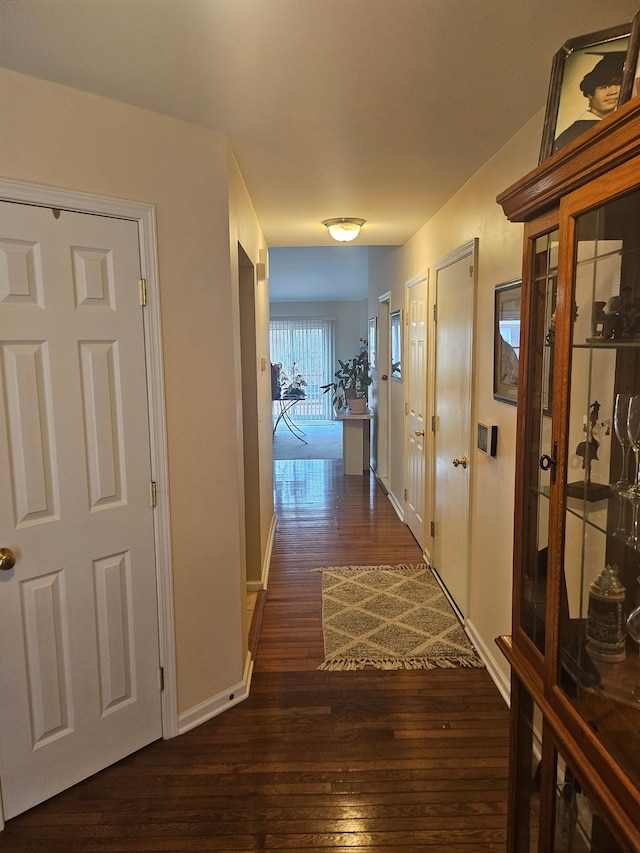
[415,429,425,436]
[0,548,16,571]
[452,456,469,469]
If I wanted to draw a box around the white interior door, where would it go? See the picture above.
[433,242,476,617]
[0,201,162,820]
[405,273,428,549]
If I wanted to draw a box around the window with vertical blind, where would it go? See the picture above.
[269,318,336,420]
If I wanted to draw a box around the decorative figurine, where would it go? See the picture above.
[566,401,611,502]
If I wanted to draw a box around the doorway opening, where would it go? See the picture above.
[270,317,343,462]
[269,318,336,421]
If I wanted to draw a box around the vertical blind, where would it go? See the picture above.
[269,318,336,420]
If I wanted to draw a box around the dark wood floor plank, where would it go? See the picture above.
[1,459,509,851]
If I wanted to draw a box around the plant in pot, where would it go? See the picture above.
[321,350,371,414]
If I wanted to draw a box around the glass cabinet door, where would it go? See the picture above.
[559,183,640,794]
[552,748,628,852]
[518,229,559,655]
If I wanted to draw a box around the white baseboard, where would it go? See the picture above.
[430,565,463,622]
[427,565,511,709]
[247,512,277,593]
[177,653,252,735]
[387,489,404,521]
[465,618,511,708]
[371,466,389,495]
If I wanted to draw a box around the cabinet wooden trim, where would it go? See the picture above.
[497,637,639,851]
[498,98,640,224]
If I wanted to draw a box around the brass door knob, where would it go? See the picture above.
[452,456,469,469]
[415,429,425,436]
[0,548,16,571]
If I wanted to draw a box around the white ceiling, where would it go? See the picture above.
[1,0,638,249]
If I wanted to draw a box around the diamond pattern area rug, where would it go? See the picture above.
[316,563,484,671]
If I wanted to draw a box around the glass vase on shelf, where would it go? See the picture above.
[626,396,640,548]
[626,395,640,492]
[627,593,640,702]
[614,393,632,491]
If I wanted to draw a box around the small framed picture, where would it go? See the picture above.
[368,317,377,369]
[494,281,521,406]
[539,17,640,163]
[390,310,402,379]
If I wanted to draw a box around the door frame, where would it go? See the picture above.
[374,292,391,490]
[0,179,178,827]
[404,270,429,551]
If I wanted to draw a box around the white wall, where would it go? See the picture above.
[0,68,272,722]
[368,114,545,690]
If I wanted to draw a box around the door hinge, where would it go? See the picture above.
[433,304,438,322]
[431,415,437,432]
[404,488,409,501]
[405,402,409,415]
[430,521,435,537]
[159,666,165,691]
[140,278,147,306]
[469,265,473,278]
[151,481,157,507]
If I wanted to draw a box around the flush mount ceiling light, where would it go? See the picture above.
[322,218,366,243]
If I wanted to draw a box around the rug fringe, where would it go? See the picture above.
[312,563,428,574]
[318,656,485,671]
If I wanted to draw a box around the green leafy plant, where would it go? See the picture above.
[321,350,371,410]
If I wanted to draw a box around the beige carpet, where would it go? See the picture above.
[273,420,342,460]
[316,563,484,671]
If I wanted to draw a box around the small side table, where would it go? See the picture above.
[337,409,373,475]
[272,396,307,444]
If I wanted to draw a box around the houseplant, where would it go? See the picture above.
[321,350,371,413]
[273,363,307,399]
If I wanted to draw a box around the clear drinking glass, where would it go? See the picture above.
[627,395,640,494]
[626,396,640,548]
[614,491,629,540]
[614,393,632,490]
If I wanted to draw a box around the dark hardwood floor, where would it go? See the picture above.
[1,459,509,851]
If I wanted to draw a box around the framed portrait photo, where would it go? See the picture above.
[539,16,640,163]
[494,281,521,406]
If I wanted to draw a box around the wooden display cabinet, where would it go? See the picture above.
[497,97,640,851]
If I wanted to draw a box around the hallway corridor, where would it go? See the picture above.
[1,460,509,851]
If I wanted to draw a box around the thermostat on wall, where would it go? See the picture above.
[477,423,498,457]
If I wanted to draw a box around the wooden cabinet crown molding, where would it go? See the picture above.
[497,97,640,223]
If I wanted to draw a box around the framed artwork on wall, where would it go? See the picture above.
[494,280,521,406]
[539,16,640,163]
[368,317,377,369]
[390,310,402,379]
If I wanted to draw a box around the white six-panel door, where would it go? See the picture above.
[0,202,162,819]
